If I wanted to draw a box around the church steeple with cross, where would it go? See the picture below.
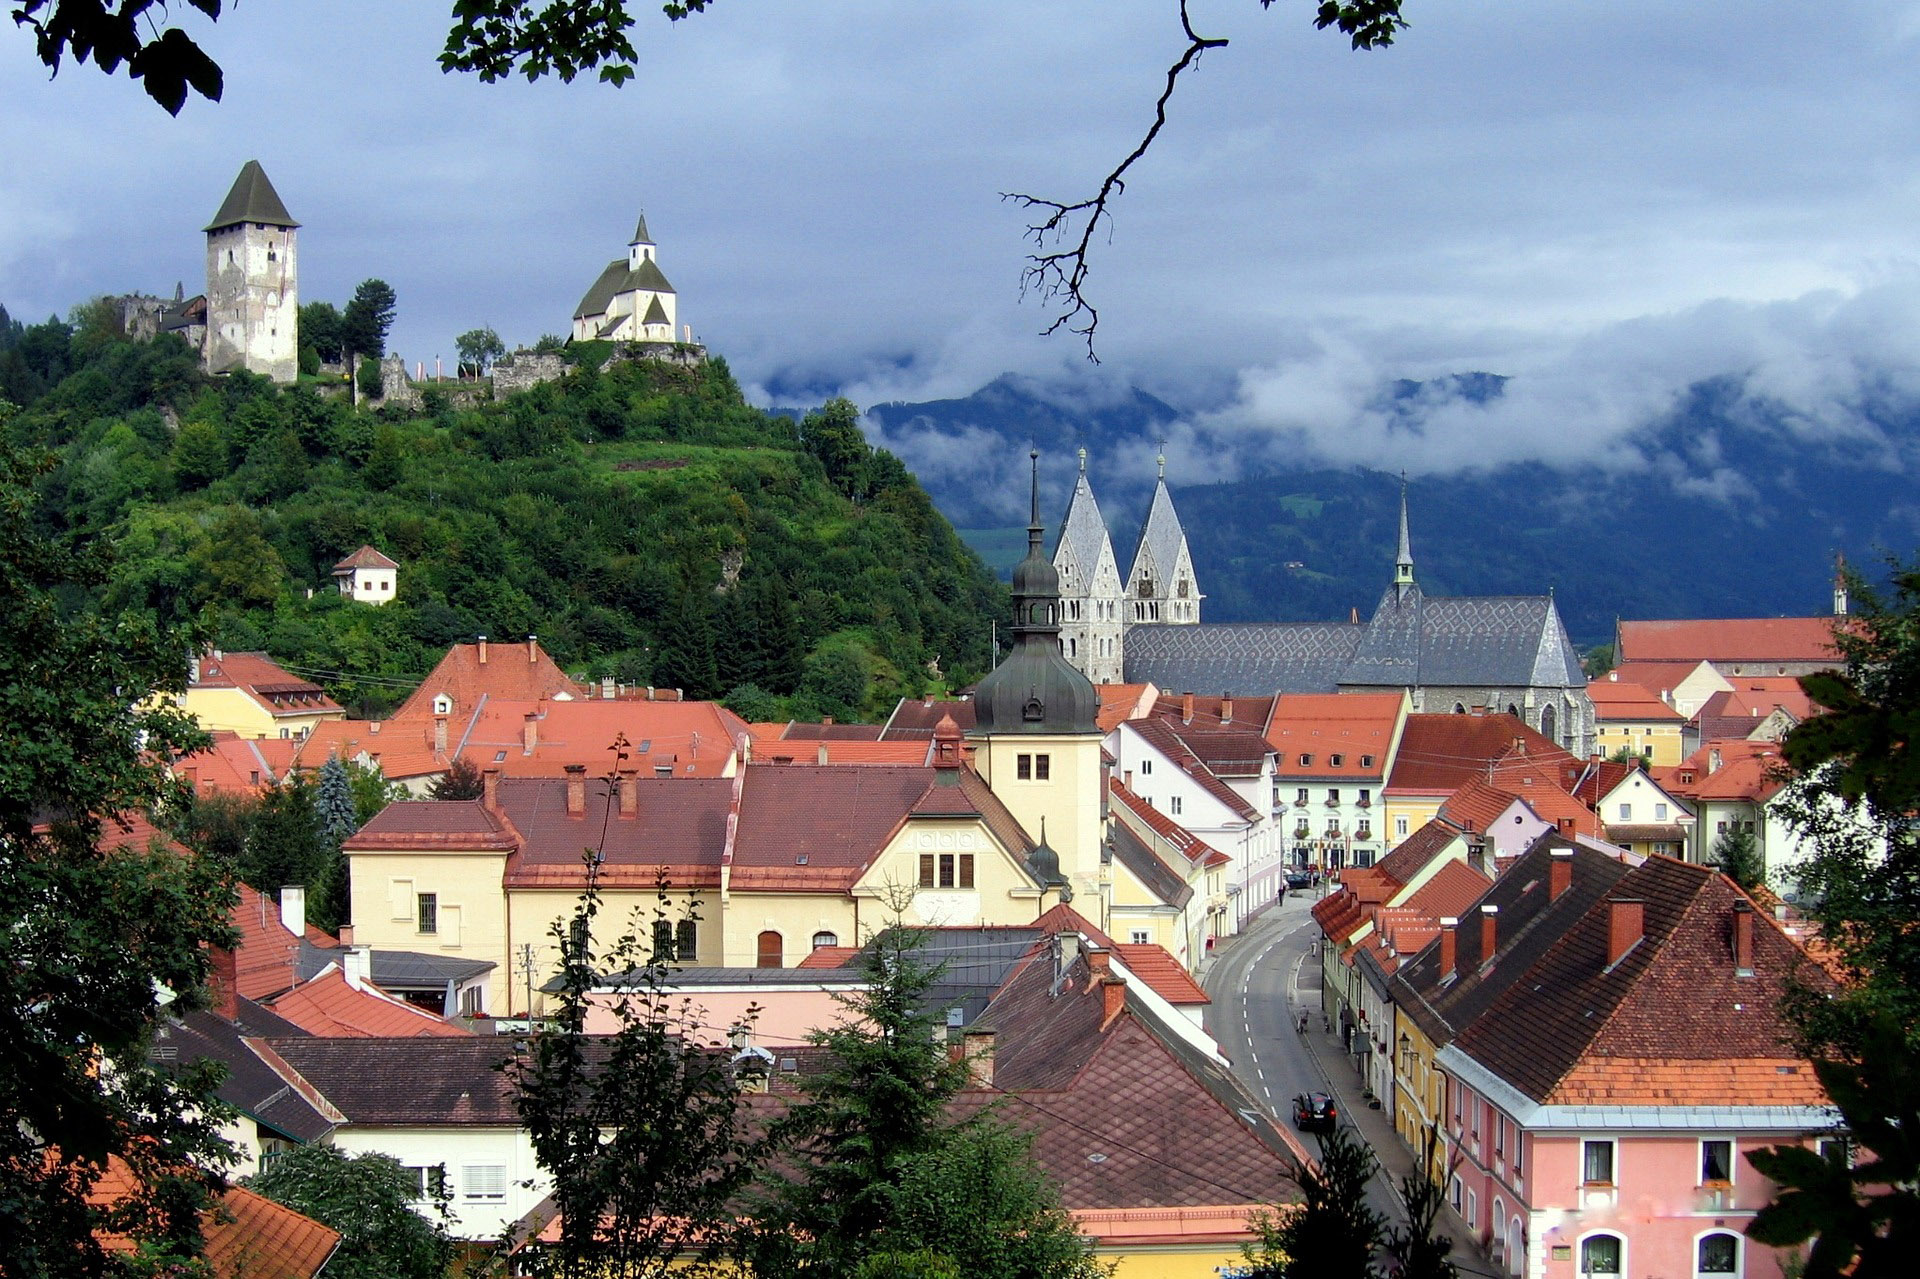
[1124,444,1203,627]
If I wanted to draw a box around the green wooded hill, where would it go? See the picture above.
[0,317,1004,722]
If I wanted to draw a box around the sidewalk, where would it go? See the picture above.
[1293,953,1497,1277]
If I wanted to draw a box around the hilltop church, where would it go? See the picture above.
[1055,462,1593,755]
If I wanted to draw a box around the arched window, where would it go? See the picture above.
[810,931,838,949]
[1540,703,1557,743]
[756,931,783,969]
[1453,703,1467,715]
[1506,1217,1525,1276]
[1578,1232,1623,1277]
[1695,1232,1738,1277]
[1490,1197,1505,1251]
[1506,703,1519,717]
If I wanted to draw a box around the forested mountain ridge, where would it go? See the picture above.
[865,374,1909,644]
[2,315,1003,722]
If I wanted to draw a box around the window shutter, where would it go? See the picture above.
[388,877,414,920]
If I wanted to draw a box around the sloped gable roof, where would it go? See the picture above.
[260,1036,522,1125]
[89,1163,339,1279]
[574,255,677,320]
[1124,621,1363,695]
[390,640,585,720]
[1053,471,1118,588]
[331,544,398,572]
[1124,719,1259,821]
[1128,478,1189,592]
[1108,819,1195,910]
[1387,713,1579,795]
[1374,819,1465,884]
[1617,617,1840,664]
[264,967,472,1039]
[1342,588,1585,690]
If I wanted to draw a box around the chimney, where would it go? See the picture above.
[433,715,449,755]
[1182,691,1195,723]
[280,886,306,939]
[1099,973,1127,1028]
[1558,817,1574,833]
[817,743,829,766]
[523,711,539,755]
[1607,899,1645,965]
[528,635,537,663]
[477,634,488,664]
[822,715,834,727]
[1439,917,1459,979]
[1221,694,1234,725]
[1550,848,1573,899]
[1732,899,1755,976]
[208,945,238,1021]
[1480,903,1499,957]
[482,766,500,809]
[337,924,354,945]
[962,1028,996,1086]
[343,945,372,991]
[618,770,637,817]
[601,676,615,700]
[1086,946,1111,978]
[565,764,587,816]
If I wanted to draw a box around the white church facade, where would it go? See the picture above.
[572,214,681,344]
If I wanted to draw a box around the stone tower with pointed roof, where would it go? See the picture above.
[1052,448,1127,684]
[572,211,680,343]
[1124,453,1203,628]
[203,160,299,383]
[972,452,1106,902]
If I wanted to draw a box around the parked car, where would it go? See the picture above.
[1286,870,1318,891]
[1293,1092,1338,1132]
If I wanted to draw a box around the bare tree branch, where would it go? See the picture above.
[1002,0,1226,362]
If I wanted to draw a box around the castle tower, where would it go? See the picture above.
[1052,448,1127,684]
[1124,453,1202,625]
[203,161,299,383]
[970,452,1106,903]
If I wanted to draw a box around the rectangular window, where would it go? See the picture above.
[939,853,955,888]
[1017,754,1032,780]
[462,1164,507,1201]
[1395,816,1409,838]
[1141,758,1152,775]
[1359,788,1371,805]
[1299,753,1313,767]
[675,919,697,962]
[653,919,674,960]
[1618,803,1631,821]
[402,1165,446,1201]
[1035,754,1050,780]
[1583,1139,1615,1185]
[417,893,438,935]
[1327,788,1340,804]
[1169,796,1183,815]
[1296,788,1309,805]
[1701,1139,1733,1184]
[919,854,936,887]
[1817,1137,1851,1165]
[1330,753,1343,767]
[1512,1131,1523,1175]
[1130,929,1151,945]
[1655,802,1669,820]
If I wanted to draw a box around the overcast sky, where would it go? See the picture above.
[7,2,1920,480]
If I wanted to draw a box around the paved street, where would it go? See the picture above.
[1203,891,1496,1277]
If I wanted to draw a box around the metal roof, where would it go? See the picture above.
[1052,471,1117,591]
[205,160,299,231]
[573,255,677,320]
[1128,477,1189,592]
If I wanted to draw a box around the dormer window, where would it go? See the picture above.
[432,693,453,715]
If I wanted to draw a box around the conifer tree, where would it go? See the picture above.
[1243,1126,1385,1279]
[652,583,719,700]
[316,755,359,848]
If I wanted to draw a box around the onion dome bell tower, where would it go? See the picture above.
[972,451,1103,900]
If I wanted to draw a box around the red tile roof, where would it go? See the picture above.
[1094,683,1157,732]
[1606,661,1700,701]
[795,945,862,969]
[191,651,342,719]
[89,1162,340,1278]
[1374,819,1465,884]
[295,718,446,781]
[232,884,311,1001]
[1569,758,1636,807]
[1261,692,1404,778]
[1033,903,1120,951]
[1114,943,1210,1005]
[1585,677,1684,720]
[1148,693,1277,734]
[1386,713,1579,796]
[1154,724,1274,779]
[1436,777,1521,836]
[1402,858,1493,922]
[752,739,933,765]
[1617,617,1840,664]
[177,732,285,794]
[454,697,748,778]
[265,968,472,1038]
[331,544,398,571]
[390,640,585,721]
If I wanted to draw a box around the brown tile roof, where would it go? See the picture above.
[1109,779,1231,868]
[497,777,730,890]
[778,721,886,741]
[331,544,398,571]
[1403,859,1493,922]
[1374,819,1464,884]
[1436,777,1521,836]
[264,968,472,1038]
[260,1036,524,1125]
[731,766,939,892]
[1389,838,1633,1051]
[880,697,977,740]
[969,950,1294,1210]
[1154,725,1274,778]
[89,1162,340,1279]
[1455,857,1833,1105]
[1108,819,1195,910]
[1617,617,1840,664]
[390,640,585,721]
[1386,713,1578,796]
[1261,692,1404,778]
[1124,719,1259,821]
[795,945,862,969]
[1033,903,1120,951]
[233,884,310,1001]
[1148,693,1277,734]
[753,739,932,765]
[347,798,519,852]
[1570,758,1637,807]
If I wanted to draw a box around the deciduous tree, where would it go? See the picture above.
[245,1145,454,1279]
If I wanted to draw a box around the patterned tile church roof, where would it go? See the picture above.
[205,160,299,231]
[1125,621,1362,695]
